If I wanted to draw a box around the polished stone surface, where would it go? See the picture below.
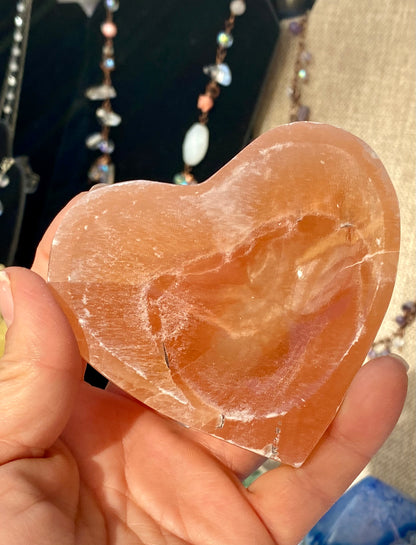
[48,122,400,466]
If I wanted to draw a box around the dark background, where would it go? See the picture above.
[0,0,287,266]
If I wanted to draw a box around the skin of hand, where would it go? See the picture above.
[0,194,408,545]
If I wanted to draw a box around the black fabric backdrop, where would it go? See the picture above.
[0,0,281,266]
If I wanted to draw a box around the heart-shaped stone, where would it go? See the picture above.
[48,123,400,466]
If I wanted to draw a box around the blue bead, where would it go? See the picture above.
[104,57,115,70]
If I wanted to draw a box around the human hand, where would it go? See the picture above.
[0,197,408,545]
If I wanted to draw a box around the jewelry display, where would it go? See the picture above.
[85,0,120,185]
[0,0,39,265]
[0,0,33,214]
[287,10,311,122]
[173,0,247,185]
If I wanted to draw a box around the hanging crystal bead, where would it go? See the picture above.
[182,123,210,166]
[86,132,104,149]
[203,63,232,86]
[11,45,21,58]
[105,0,120,12]
[86,133,114,154]
[103,42,114,57]
[88,158,115,184]
[298,68,308,81]
[99,139,115,154]
[102,57,115,71]
[96,107,121,127]
[0,174,10,188]
[85,84,116,101]
[217,31,234,48]
[173,172,197,185]
[229,0,246,16]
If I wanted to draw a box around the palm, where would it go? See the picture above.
[66,382,278,544]
[0,227,408,545]
[16,381,273,545]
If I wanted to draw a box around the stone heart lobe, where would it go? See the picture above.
[48,122,400,466]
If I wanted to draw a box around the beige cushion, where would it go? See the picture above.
[255,0,416,498]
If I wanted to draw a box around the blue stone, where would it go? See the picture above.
[304,477,416,545]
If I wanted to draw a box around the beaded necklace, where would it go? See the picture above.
[0,0,39,265]
[84,0,247,186]
[287,11,415,360]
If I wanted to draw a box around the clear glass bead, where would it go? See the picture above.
[86,131,115,155]
[96,107,122,127]
[392,337,405,349]
[16,1,25,13]
[105,0,119,12]
[9,60,19,72]
[203,63,232,86]
[11,45,21,57]
[0,174,10,188]
[7,75,17,87]
[2,104,12,115]
[88,159,115,184]
[99,139,115,154]
[85,84,116,101]
[86,132,104,149]
[13,29,23,42]
[14,15,23,27]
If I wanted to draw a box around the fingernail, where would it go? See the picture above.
[0,270,14,327]
[389,353,410,372]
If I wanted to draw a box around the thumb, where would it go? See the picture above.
[0,267,84,465]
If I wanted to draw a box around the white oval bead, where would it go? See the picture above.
[182,123,210,166]
[230,0,246,16]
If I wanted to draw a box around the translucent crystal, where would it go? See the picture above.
[230,0,246,16]
[48,123,400,467]
[96,107,121,127]
[13,30,23,42]
[86,132,104,149]
[0,175,10,188]
[217,31,234,48]
[102,57,115,71]
[99,139,115,154]
[88,159,115,184]
[85,84,116,100]
[203,63,232,86]
[182,123,209,166]
[105,0,119,11]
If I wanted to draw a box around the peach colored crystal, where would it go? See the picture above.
[48,122,400,467]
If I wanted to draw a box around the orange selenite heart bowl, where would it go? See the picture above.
[48,122,400,466]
